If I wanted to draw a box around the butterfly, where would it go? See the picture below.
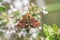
[17,13,40,28]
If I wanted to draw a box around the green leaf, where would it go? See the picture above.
[43,24,50,37]
[0,6,6,12]
[0,17,3,20]
[47,25,54,36]
[45,36,54,40]
[0,31,4,36]
[53,24,58,33]
[43,24,54,37]
[0,0,2,2]
[13,11,20,17]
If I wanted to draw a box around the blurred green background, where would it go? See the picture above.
[41,0,60,26]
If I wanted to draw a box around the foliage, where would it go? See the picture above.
[13,11,20,17]
[0,31,4,36]
[0,12,8,27]
[0,0,2,2]
[0,6,6,12]
[43,24,60,40]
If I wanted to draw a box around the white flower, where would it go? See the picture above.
[29,28,38,40]
[13,0,23,9]
[10,5,17,12]
[0,29,6,33]
[0,2,2,6]
[38,26,42,30]
[4,30,14,39]
[13,0,29,16]
[21,7,28,15]
[2,0,12,4]
[42,10,48,15]
[42,7,48,15]
[29,28,37,34]
[18,28,28,37]
[31,33,37,38]
[22,0,29,6]
[8,5,17,16]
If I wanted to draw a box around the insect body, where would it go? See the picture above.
[17,13,40,28]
